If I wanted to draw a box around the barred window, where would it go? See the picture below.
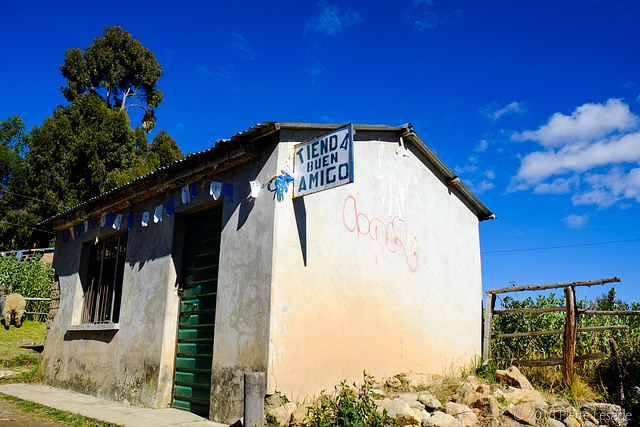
[82,232,127,324]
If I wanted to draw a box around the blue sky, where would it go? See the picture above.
[3,1,640,304]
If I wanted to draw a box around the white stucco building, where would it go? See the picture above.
[41,122,494,424]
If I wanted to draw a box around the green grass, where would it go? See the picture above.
[0,319,46,383]
[0,320,46,361]
[1,394,122,426]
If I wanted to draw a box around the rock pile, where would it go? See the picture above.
[266,367,629,427]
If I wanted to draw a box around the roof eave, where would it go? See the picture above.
[398,124,495,222]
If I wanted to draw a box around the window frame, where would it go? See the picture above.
[80,232,128,325]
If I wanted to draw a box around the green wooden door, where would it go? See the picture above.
[173,206,222,417]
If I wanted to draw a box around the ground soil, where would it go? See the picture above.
[0,396,66,426]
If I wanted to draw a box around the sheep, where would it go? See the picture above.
[2,293,26,329]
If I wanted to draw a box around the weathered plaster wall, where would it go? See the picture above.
[209,139,279,423]
[267,130,483,401]
[41,195,180,407]
[42,134,279,423]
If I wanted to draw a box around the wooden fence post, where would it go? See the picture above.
[609,338,624,406]
[482,292,496,362]
[563,286,577,385]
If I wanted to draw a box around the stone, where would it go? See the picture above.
[385,398,421,425]
[457,383,483,407]
[265,392,286,410]
[545,419,565,427]
[496,415,524,427]
[583,412,599,425]
[581,402,628,427]
[385,376,403,388]
[502,387,547,407]
[399,392,419,401]
[472,396,500,418]
[404,399,426,411]
[290,405,310,426]
[418,392,443,411]
[268,402,297,426]
[375,397,392,413]
[547,398,579,422]
[495,366,534,390]
[563,417,581,427]
[412,408,425,424]
[403,372,435,389]
[445,402,478,427]
[505,402,545,426]
[371,388,387,398]
[476,384,491,394]
[423,411,460,427]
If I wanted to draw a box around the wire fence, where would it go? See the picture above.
[24,297,51,322]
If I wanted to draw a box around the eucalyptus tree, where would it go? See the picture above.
[61,26,164,131]
[0,27,183,249]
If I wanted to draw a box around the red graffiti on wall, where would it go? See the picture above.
[342,195,419,272]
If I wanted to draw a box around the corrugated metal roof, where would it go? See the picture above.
[41,122,494,229]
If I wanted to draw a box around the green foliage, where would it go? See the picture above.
[61,26,164,131]
[0,254,54,320]
[491,293,566,363]
[597,348,640,410]
[149,130,185,168]
[0,27,183,250]
[0,116,36,249]
[490,288,640,364]
[103,129,184,191]
[306,373,400,427]
[490,287,640,409]
[0,116,28,187]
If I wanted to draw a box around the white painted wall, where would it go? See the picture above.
[267,133,483,400]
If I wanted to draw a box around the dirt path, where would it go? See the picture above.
[0,397,65,426]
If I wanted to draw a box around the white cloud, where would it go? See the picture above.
[516,131,640,183]
[306,64,325,83]
[305,1,361,36]
[403,0,461,32]
[471,180,494,194]
[572,167,640,208]
[531,176,578,194]
[512,99,638,147]
[214,65,235,80]
[223,32,256,60]
[511,99,640,209]
[480,101,526,122]
[475,139,489,152]
[564,214,589,229]
[196,66,213,77]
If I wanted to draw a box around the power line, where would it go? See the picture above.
[0,189,66,208]
[482,238,640,254]
[0,219,55,235]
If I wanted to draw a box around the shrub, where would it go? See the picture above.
[306,373,400,427]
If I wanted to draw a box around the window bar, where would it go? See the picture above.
[108,235,122,323]
[99,242,113,323]
[93,241,106,323]
[83,243,101,323]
